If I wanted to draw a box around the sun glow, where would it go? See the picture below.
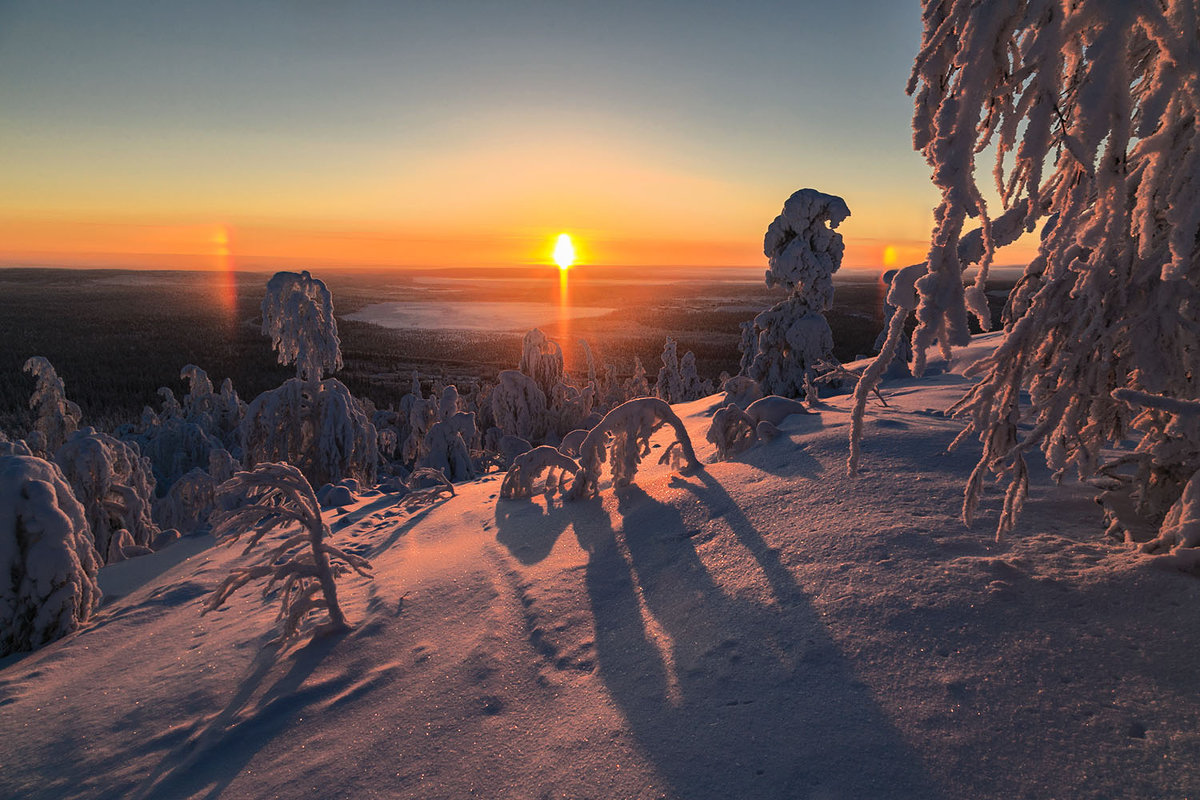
[553,233,576,270]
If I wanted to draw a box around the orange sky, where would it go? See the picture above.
[0,3,1042,275]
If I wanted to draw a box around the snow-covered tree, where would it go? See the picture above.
[850,1,1200,543]
[240,377,378,489]
[707,404,759,461]
[54,427,159,563]
[490,370,549,443]
[261,270,342,382]
[240,272,378,488]
[569,397,701,499]
[0,454,102,656]
[23,357,82,458]
[499,446,581,500]
[624,356,651,399]
[420,413,476,483]
[205,463,371,638]
[742,189,851,400]
[518,328,565,399]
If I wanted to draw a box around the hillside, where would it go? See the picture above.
[2,334,1198,800]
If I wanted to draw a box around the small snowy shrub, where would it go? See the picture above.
[742,189,850,400]
[707,405,758,461]
[499,446,581,500]
[23,357,82,458]
[54,427,160,563]
[0,454,102,656]
[570,397,701,499]
[206,463,372,638]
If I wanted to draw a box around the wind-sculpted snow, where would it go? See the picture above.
[0,454,101,656]
[743,188,850,400]
[570,397,700,499]
[207,462,372,638]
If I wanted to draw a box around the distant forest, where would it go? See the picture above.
[0,268,998,435]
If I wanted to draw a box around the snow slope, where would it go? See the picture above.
[2,334,1199,799]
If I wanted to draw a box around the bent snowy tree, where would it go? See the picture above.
[853,0,1200,544]
[570,397,701,499]
[206,462,371,638]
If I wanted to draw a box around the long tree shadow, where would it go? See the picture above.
[580,485,944,799]
[493,495,575,565]
[130,630,349,800]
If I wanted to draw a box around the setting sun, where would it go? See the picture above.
[553,233,576,270]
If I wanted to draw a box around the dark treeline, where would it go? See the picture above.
[0,268,998,436]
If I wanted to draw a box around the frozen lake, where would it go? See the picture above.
[344,300,616,332]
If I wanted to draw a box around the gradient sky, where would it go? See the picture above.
[0,1,1026,271]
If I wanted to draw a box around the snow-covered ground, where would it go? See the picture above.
[2,334,1198,799]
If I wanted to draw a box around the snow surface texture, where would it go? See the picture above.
[742,188,850,399]
[6,338,1200,798]
[0,454,101,656]
[851,0,1200,545]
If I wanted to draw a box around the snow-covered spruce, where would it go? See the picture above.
[518,328,564,400]
[0,454,102,657]
[206,462,372,638]
[863,0,1200,542]
[742,189,850,400]
[655,338,711,404]
[569,397,701,499]
[499,445,581,500]
[241,272,377,488]
[22,357,82,458]
[490,370,549,443]
[239,377,378,489]
[420,414,476,483]
[260,270,343,383]
[54,427,160,563]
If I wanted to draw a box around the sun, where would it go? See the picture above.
[553,233,576,270]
